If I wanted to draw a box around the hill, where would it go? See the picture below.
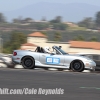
[3,2,100,22]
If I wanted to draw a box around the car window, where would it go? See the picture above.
[53,49,61,55]
[55,46,68,55]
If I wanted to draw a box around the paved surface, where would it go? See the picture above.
[0,68,100,100]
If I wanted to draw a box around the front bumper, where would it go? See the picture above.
[84,61,96,71]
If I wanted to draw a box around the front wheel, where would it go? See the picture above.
[21,56,35,69]
[71,61,84,72]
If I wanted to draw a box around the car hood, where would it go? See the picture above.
[66,54,93,60]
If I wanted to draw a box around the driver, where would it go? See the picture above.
[44,46,51,53]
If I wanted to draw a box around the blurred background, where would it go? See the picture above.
[0,0,100,68]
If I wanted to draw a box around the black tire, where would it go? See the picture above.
[21,56,35,69]
[71,61,84,72]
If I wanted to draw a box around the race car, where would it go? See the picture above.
[12,46,96,72]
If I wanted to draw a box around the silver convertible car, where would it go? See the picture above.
[12,46,96,72]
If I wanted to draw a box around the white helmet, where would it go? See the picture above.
[44,46,51,53]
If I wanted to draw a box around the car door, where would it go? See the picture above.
[39,53,65,66]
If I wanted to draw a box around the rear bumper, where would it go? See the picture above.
[12,57,21,64]
[12,56,22,64]
[12,59,20,64]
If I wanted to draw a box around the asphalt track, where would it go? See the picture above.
[0,68,100,100]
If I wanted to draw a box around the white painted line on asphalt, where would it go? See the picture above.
[63,69,91,73]
[63,70,70,72]
[34,68,41,70]
[14,65,23,69]
[83,70,91,73]
[48,68,58,71]
[0,63,7,68]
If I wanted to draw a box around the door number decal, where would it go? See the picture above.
[46,57,60,64]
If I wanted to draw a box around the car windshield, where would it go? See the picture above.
[54,46,68,55]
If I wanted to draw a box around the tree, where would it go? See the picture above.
[95,11,100,28]
[35,23,49,30]
[41,16,47,21]
[24,18,33,22]
[78,17,94,29]
[53,23,67,30]
[41,31,47,36]
[3,32,27,53]
[50,16,62,23]
[12,18,19,23]
[12,16,23,24]
[0,13,6,23]
[73,35,85,41]
[89,36,98,42]
[54,32,61,41]
[55,16,62,23]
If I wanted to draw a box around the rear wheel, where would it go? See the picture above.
[71,61,84,72]
[21,56,35,69]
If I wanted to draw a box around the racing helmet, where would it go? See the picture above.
[44,46,51,53]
